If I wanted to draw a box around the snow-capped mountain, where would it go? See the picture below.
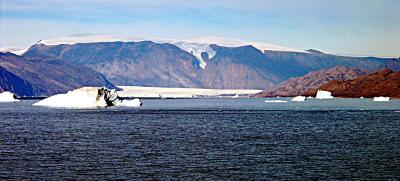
[184,36,305,53]
[0,34,304,68]
[2,34,398,92]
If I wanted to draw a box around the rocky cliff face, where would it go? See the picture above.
[0,52,116,96]
[264,50,400,73]
[0,66,34,96]
[255,66,368,97]
[198,45,288,89]
[23,41,397,89]
[312,69,400,98]
[24,41,204,88]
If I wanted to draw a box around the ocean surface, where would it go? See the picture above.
[1,98,400,180]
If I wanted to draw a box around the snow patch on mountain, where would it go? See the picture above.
[0,34,306,59]
[0,46,28,55]
[173,42,216,69]
[39,34,144,45]
[187,36,306,53]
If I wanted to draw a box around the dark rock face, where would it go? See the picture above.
[199,45,287,89]
[23,42,397,89]
[24,42,203,88]
[263,50,394,75]
[312,69,400,98]
[378,58,400,71]
[255,66,368,97]
[0,52,116,96]
[0,66,34,96]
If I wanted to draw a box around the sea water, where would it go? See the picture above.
[1,98,399,179]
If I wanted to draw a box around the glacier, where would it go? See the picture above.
[173,42,216,69]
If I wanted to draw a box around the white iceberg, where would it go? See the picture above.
[117,98,142,107]
[0,92,19,102]
[34,87,107,108]
[265,100,288,103]
[315,90,334,99]
[291,96,306,102]
[373,96,391,102]
[33,87,142,108]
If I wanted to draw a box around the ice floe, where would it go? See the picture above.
[117,98,142,107]
[0,92,19,102]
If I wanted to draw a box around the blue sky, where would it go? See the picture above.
[1,0,399,57]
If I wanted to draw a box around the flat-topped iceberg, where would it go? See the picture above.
[118,98,142,107]
[33,87,141,108]
[373,96,391,102]
[265,100,287,103]
[291,96,306,102]
[0,92,19,102]
[315,90,334,99]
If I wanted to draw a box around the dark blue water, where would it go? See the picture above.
[1,99,400,179]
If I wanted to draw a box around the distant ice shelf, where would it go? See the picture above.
[117,86,262,98]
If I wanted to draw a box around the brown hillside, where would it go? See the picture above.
[310,69,400,98]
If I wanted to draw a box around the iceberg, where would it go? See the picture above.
[0,92,19,102]
[315,90,334,99]
[33,87,141,108]
[291,96,306,102]
[118,98,142,107]
[265,100,288,103]
[373,96,391,102]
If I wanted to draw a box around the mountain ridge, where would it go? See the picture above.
[22,40,399,90]
[0,52,117,96]
[255,66,368,97]
[309,69,400,98]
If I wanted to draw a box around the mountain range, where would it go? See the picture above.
[0,52,116,96]
[1,37,400,96]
